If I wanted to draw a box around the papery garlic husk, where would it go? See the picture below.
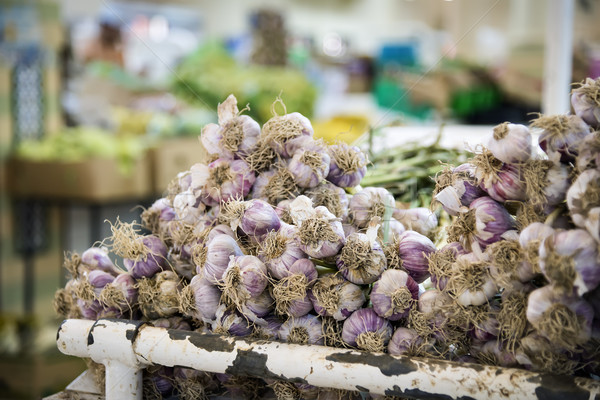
[487,122,533,164]
[395,230,436,283]
[258,223,306,279]
[523,158,571,211]
[387,327,427,356]
[278,314,324,345]
[447,196,515,252]
[251,163,300,205]
[576,131,600,172]
[393,207,438,238]
[446,253,498,307]
[243,290,274,324]
[326,143,368,188]
[179,271,221,323]
[141,197,178,241]
[526,285,594,351]
[190,158,256,207]
[538,229,600,296]
[371,269,419,321]
[211,304,253,337]
[137,270,182,319]
[220,255,268,312]
[287,139,330,188]
[336,221,386,285]
[433,163,485,216]
[202,234,244,284]
[349,187,395,229]
[427,242,466,291]
[201,94,261,160]
[571,77,600,129]
[567,168,600,241]
[531,114,591,163]
[172,189,206,226]
[304,181,349,220]
[341,308,393,352]
[220,198,281,238]
[81,247,121,276]
[274,199,294,224]
[262,107,314,158]
[289,196,345,258]
[482,163,527,203]
[309,274,365,321]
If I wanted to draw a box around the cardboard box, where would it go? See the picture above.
[6,156,152,202]
[149,136,207,195]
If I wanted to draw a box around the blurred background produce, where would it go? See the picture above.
[1,0,600,398]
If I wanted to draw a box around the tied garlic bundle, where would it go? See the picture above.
[54,90,600,398]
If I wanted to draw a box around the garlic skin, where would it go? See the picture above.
[526,285,594,350]
[394,207,438,238]
[447,253,498,307]
[305,181,350,221]
[387,327,424,356]
[487,122,532,164]
[396,230,436,283]
[211,304,253,337]
[202,234,244,284]
[239,199,282,238]
[371,269,419,320]
[482,163,527,203]
[571,77,600,129]
[539,229,600,296]
[173,189,205,225]
[123,235,169,279]
[341,308,393,352]
[185,273,221,323]
[81,247,121,276]
[434,163,485,216]
[567,169,600,241]
[350,187,395,229]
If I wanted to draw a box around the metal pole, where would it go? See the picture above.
[542,0,574,115]
[57,319,600,399]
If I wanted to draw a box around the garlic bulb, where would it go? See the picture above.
[220,198,281,238]
[336,221,386,285]
[387,327,425,356]
[211,304,253,337]
[137,270,182,319]
[446,253,498,307]
[201,94,261,160]
[190,158,256,207]
[526,285,594,350]
[220,255,269,312]
[262,107,314,158]
[202,234,244,284]
[394,230,436,283]
[304,182,349,220]
[531,114,591,163]
[326,143,368,188]
[81,247,121,276]
[172,189,205,225]
[393,207,438,238]
[567,168,600,241]
[371,269,419,321]
[278,314,323,345]
[433,163,485,216]
[349,187,395,229]
[341,308,393,352]
[258,223,306,279]
[179,272,221,323]
[571,77,600,129]
[287,139,330,188]
[487,122,532,164]
[289,196,345,258]
[539,229,600,296]
[310,274,365,320]
[251,164,300,206]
